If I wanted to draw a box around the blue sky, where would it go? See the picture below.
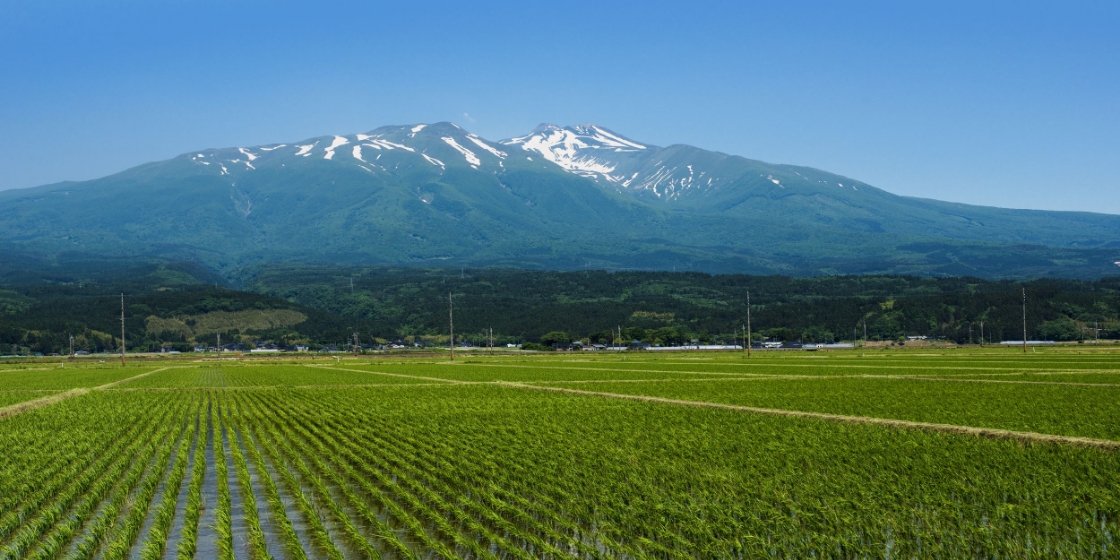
[1,0,1117,213]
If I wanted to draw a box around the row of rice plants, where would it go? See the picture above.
[98,396,198,560]
[66,398,192,560]
[236,389,426,558]
[245,403,348,559]
[0,395,185,558]
[563,376,1120,439]
[242,387,698,558]
[0,406,143,532]
[242,389,509,558]
[174,397,209,560]
[139,407,198,560]
[236,425,307,560]
[258,383,1120,557]
[220,397,269,559]
[255,388,606,557]
[210,396,235,560]
[4,396,188,557]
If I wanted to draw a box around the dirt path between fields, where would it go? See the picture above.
[886,376,1120,388]
[307,364,466,384]
[508,383,1120,450]
[447,361,1120,372]
[435,362,1120,379]
[0,367,173,420]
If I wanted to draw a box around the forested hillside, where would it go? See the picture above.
[247,266,1120,346]
[3,254,1118,355]
[0,254,373,355]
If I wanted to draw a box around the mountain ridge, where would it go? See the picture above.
[0,121,1117,279]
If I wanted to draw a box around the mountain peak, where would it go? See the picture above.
[501,123,651,182]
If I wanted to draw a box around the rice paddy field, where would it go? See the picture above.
[0,348,1118,558]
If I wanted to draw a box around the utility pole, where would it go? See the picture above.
[489,327,494,354]
[120,294,126,366]
[352,332,360,355]
[746,291,751,358]
[69,334,75,359]
[448,292,455,361]
[980,321,984,347]
[1096,321,1099,344]
[217,333,221,356]
[863,320,867,342]
[1022,288,1028,354]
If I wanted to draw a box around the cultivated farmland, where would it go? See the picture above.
[0,349,1118,558]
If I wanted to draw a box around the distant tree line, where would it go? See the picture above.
[3,263,1119,355]
[248,266,1120,346]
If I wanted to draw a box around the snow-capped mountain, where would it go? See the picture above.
[182,121,864,209]
[502,124,649,183]
[186,122,512,181]
[1,122,1118,278]
[501,124,866,204]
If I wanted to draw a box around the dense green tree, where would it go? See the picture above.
[539,331,572,345]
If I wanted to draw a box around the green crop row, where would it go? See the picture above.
[112,365,433,389]
[0,353,1117,558]
[0,367,150,391]
[558,376,1120,440]
[220,385,1120,557]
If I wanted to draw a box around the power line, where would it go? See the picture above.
[746,290,751,358]
[119,293,126,366]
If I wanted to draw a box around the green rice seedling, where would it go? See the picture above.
[220,397,270,560]
[235,420,307,560]
[139,399,198,560]
[211,396,234,560]
[245,415,345,560]
[175,397,210,560]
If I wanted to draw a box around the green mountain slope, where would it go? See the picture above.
[1,122,1118,278]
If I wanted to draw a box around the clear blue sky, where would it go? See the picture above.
[1,0,1117,214]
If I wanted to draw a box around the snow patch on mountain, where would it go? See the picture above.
[572,124,647,150]
[467,135,507,159]
[441,137,480,167]
[421,153,445,169]
[363,139,415,152]
[295,143,316,157]
[503,124,647,183]
[324,136,350,160]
